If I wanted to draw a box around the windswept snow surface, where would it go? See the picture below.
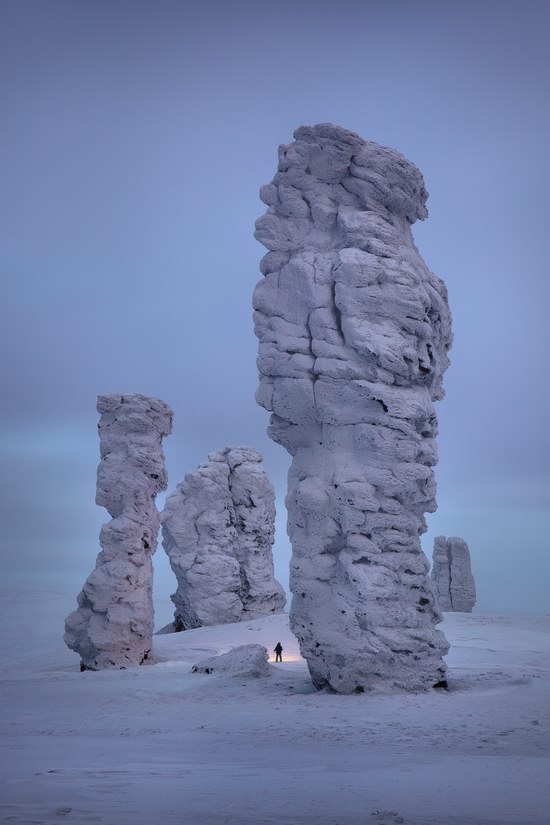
[1,589,549,825]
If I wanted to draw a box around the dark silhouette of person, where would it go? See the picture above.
[274,642,283,662]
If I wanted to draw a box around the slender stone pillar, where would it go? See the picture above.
[64,393,173,669]
[431,536,476,612]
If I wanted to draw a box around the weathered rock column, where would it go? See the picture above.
[64,393,173,669]
[161,446,285,630]
[431,536,476,612]
[253,123,452,692]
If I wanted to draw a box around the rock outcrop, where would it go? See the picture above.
[64,393,173,669]
[253,123,452,693]
[191,644,271,678]
[161,446,286,630]
[431,536,476,612]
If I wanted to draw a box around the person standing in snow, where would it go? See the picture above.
[274,642,283,662]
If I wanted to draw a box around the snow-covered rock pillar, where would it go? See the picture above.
[431,536,476,613]
[161,446,286,630]
[64,393,173,669]
[253,123,452,692]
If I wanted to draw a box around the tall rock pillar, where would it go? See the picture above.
[431,536,476,613]
[253,123,452,692]
[64,393,173,669]
[161,446,286,630]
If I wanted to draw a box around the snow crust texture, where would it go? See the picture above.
[431,536,476,613]
[253,123,452,693]
[191,644,271,678]
[161,446,286,630]
[64,393,173,670]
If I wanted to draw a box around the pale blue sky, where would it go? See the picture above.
[1,0,549,618]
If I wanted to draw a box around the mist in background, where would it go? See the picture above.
[1,0,549,620]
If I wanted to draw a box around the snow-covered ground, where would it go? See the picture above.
[1,589,549,825]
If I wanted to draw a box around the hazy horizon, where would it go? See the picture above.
[1,0,549,615]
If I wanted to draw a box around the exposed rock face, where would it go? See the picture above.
[191,644,270,678]
[161,446,286,630]
[431,536,476,612]
[253,123,452,693]
[64,394,173,670]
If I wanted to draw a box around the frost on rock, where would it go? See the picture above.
[431,536,476,613]
[253,123,452,693]
[64,394,173,670]
[161,446,286,631]
[191,644,271,678]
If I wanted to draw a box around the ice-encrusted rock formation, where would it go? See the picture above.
[253,123,452,693]
[161,446,286,630]
[64,394,173,670]
[431,536,476,613]
[191,644,270,678]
